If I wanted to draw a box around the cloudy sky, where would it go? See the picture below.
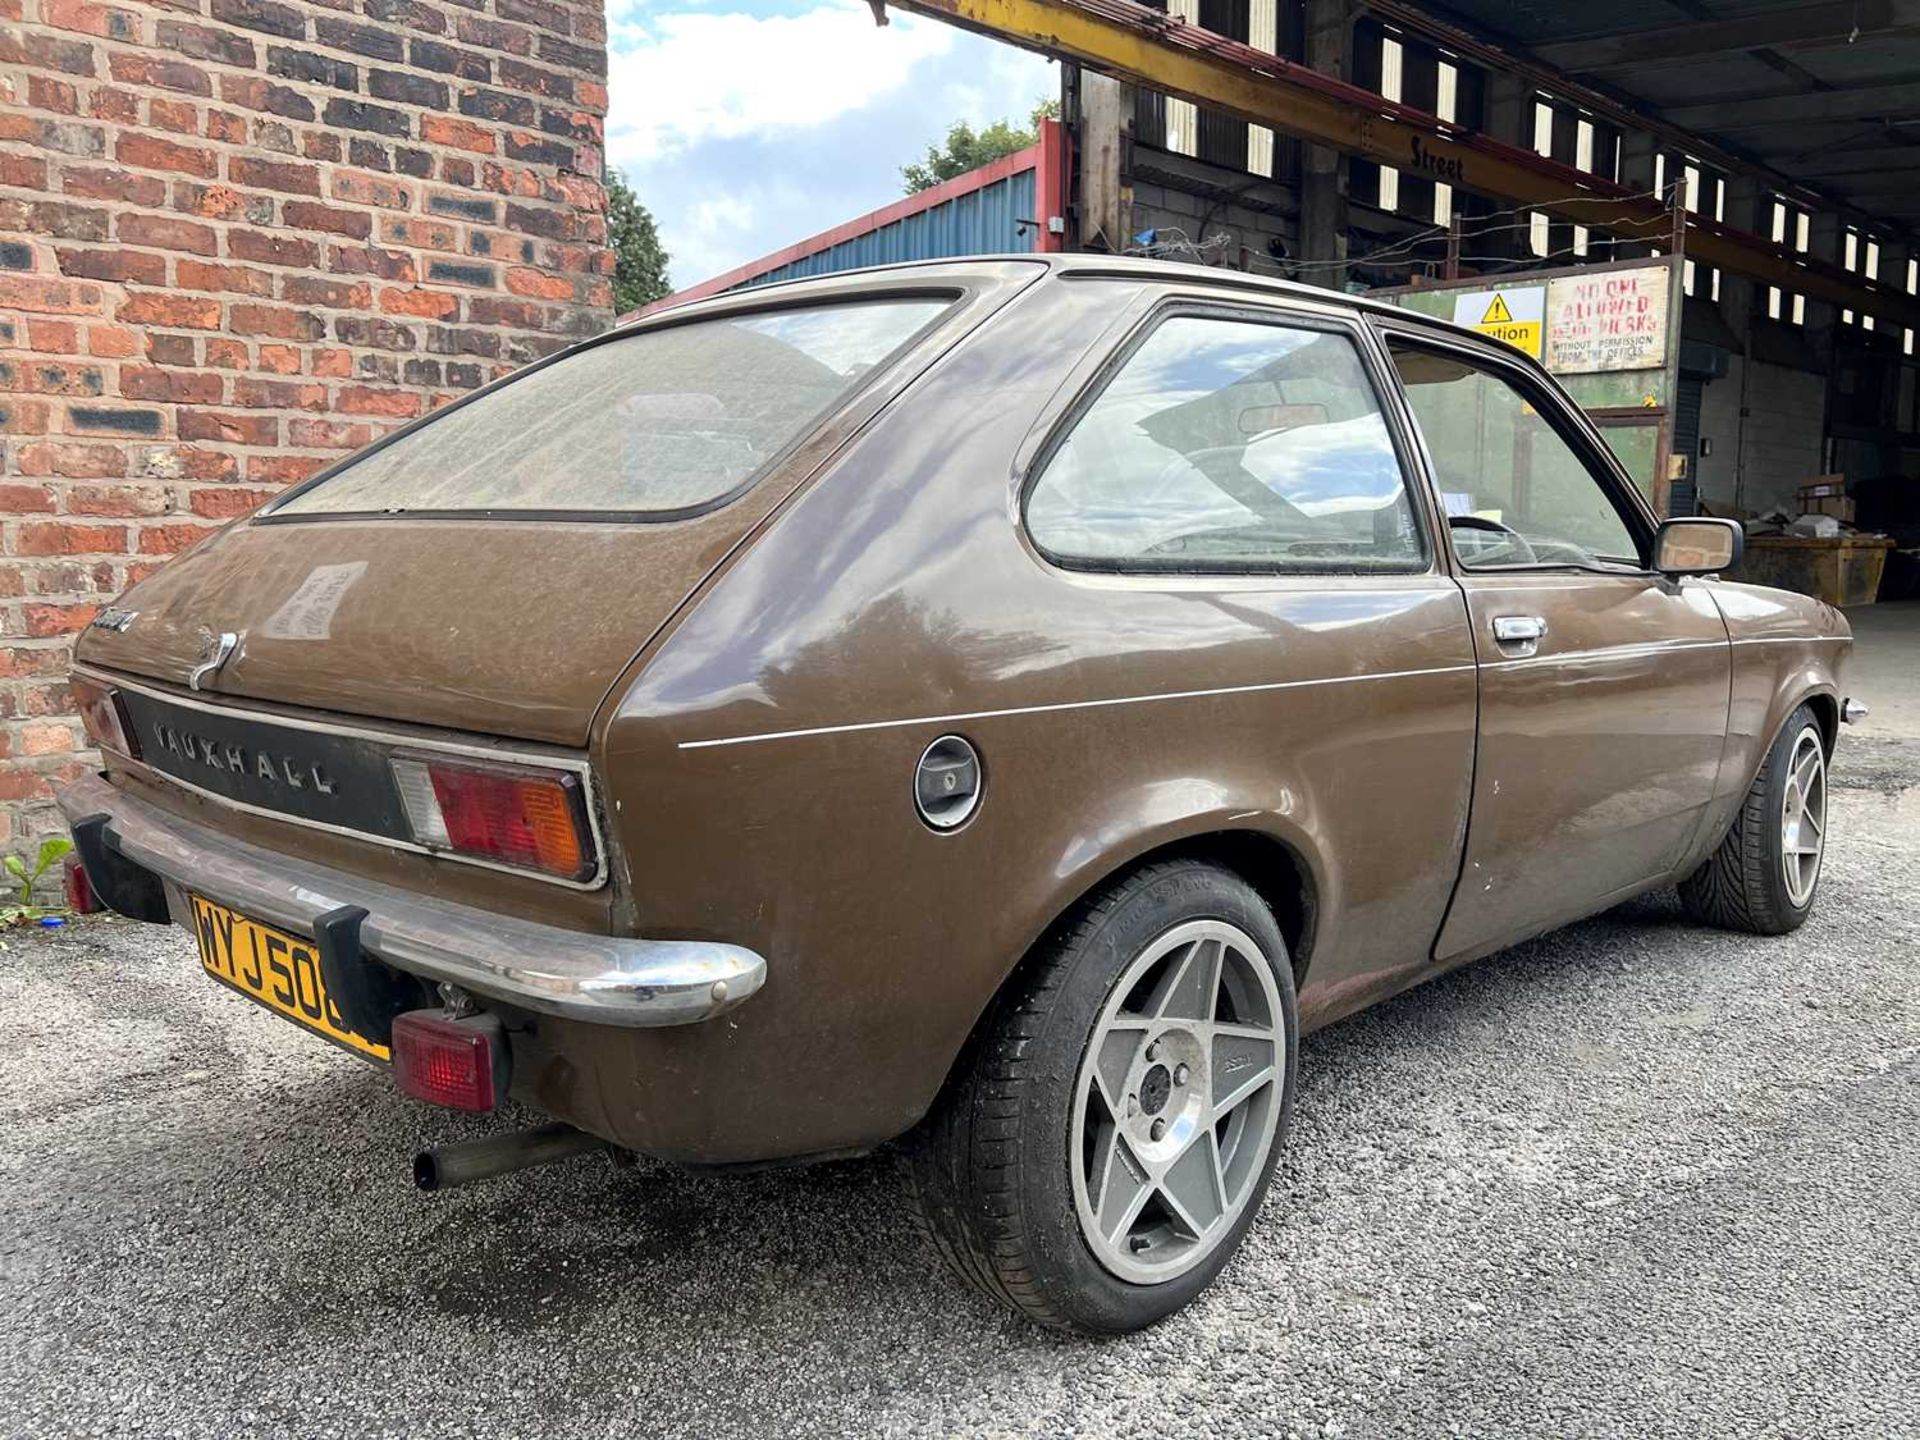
[604,0,1056,290]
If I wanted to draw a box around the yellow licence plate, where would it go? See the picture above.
[191,895,390,1061]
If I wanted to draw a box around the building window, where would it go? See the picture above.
[1377,34,1404,213]
[1433,59,1457,225]
[1767,199,1810,325]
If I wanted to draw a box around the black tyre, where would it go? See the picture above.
[1679,703,1829,935]
[905,860,1298,1333]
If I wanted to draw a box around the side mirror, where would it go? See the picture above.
[1654,517,1743,576]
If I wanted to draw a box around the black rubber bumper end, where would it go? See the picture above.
[69,812,170,923]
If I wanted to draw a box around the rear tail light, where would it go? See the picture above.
[391,1010,508,1113]
[72,677,139,759]
[389,753,595,882]
[63,853,100,914]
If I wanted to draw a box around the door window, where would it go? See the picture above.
[1026,314,1427,572]
[1387,341,1643,570]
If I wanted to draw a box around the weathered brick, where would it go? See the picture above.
[189,486,278,517]
[427,258,495,288]
[137,522,221,555]
[231,377,328,409]
[0,199,110,242]
[503,132,573,169]
[337,385,421,417]
[379,287,458,318]
[247,454,327,483]
[0,152,48,189]
[16,522,128,555]
[331,170,412,210]
[0,25,98,74]
[282,274,372,307]
[121,366,225,403]
[41,0,139,42]
[0,483,57,510]
[369,68,448,108]
[365,0,447,33]
[115,214,218,255]
[0,275,103,314]
[394,146,434,178]
[209,0,307,42]
[66,405,163,436]
[410,37,489,81]
[498,57,572,101]
[179,410,278,444]
[229,229,320,267]
[21,604,93,644]
[157,19,258,67]
[266,45,356,91]
[176,259,275,296]
[316,16,406,61]
[150,98,200,134]
[108,53,213,96]
[117,293,223,329]
[26,319,79,353]
[456,15,532,55]
[56,248,167,285]
[283,200,375,239]
[459,87,534,126]
[68,484,172,517]
[59,164,164,206]
[323,98,412,136]
[115,132,217,177]
[146,333,197,365]
[421,114,495,152]
[288,418,373,448]
[229,302,327,340]
[229,155,322,195]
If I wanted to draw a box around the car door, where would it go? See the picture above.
[1377,326,1731,962]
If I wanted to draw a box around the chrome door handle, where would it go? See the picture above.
[1491,615,1548,644]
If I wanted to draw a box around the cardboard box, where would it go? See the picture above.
[1795,475,1847,502]
[1802,495,1856,523]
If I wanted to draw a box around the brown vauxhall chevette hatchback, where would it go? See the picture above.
[62,256,1859,1331]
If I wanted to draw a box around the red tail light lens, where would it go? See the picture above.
[64,853,100,914]
[72,677,139,759]
[389,753,596,882]
[391,1010,506,1113]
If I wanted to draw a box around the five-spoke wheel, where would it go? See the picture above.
[907,860,1297,1332]
[1071,920,1283,1283]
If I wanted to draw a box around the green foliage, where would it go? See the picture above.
[606,168,672,316]
[902,100,1061,194]
[3,835,73,925]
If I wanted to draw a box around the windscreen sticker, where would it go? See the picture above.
[261,561,368,641]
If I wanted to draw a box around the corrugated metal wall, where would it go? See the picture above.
[728,170,1039,292]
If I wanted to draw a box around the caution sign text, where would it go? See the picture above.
[1450,286,1544,359]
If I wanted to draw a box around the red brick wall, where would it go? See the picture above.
[0,0,612,850]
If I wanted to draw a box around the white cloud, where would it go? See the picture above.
[606,2,956,161]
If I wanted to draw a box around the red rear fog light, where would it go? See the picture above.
[391,1011,509,1113]
[63,853,99,914]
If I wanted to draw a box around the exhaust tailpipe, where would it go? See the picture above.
[413,1122,611,1192]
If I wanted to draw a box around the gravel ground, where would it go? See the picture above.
[2,736,1915,1439]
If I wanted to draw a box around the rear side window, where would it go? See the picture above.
[273,298,951,517]
[1025,313,1427,572]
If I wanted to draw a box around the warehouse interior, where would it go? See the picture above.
[664,0,1920,605]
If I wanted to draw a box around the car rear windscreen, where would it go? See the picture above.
[272,297,952,517]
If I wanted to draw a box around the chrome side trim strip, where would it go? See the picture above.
[678,662,1480,750]
[57,771,763,1028]
[75,664,610,892]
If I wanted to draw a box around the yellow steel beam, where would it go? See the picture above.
[886,0,1920,332]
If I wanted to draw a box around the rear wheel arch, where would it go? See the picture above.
[942,827,1319,1091]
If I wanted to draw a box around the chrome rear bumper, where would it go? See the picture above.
[56,770,766,1028]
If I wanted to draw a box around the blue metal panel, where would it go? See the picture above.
[731,170,1038,292]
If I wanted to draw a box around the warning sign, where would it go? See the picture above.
[1450,285,1544,359]
[1544,264,1671,375]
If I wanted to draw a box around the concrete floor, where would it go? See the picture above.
[2,606,1917,1438]
[1845,600,1920,738]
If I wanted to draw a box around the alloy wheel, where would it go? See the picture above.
[1069,919,1284,1284]
[1780,725,1827,908]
